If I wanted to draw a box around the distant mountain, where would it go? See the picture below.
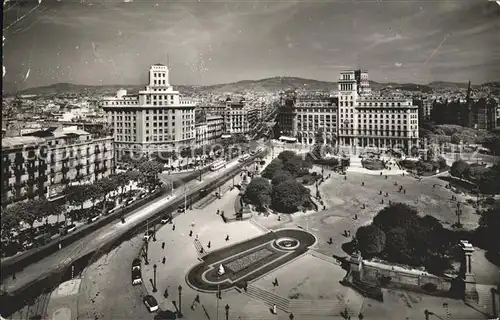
[428,81,473,90]
[203,76,336,93]
[14,77,499,97]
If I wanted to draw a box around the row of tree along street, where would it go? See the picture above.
[1,160,166,258]
[119,134,255,168]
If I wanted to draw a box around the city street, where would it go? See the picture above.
[0,157,246,295]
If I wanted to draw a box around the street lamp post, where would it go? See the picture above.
[152,264,157,293]
[144,239,149,265]
[184,186,187,211]
[178,285,183,318]
[225,304,230,320]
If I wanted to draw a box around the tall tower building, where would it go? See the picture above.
[354,70,371,96]
[102,64,196,159]
[338,70,359,147]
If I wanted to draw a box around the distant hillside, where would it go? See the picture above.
[204,77,336,93]
[15,77,500,97]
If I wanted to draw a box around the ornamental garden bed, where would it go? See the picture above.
[361,159,385,170]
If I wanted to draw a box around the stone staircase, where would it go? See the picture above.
[473,285,498,317]
[289,299,355,317]
[245,284,290,311]
[193,239,208,258]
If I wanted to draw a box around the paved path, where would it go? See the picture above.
[0,158,244,295]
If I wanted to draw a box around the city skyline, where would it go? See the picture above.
[3,0,500,93]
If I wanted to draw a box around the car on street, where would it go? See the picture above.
[88,215,100,223]
[143,295,159,312]
[132,268,142,285]
[143,230,155,241]
[63,224,77,235]
[132,258,141,270]
[177,205,185,213]
[160,215,171,224]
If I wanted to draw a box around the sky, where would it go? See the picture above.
[2,0,500,92]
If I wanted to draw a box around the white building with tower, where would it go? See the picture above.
[101,64,196,158]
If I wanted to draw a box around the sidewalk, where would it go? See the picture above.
[0,158,244,295]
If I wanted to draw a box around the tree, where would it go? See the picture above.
[15,199,53,234]
[277,151,296,164]
[480,133,500,156]
[383,227,415,265]
[372,203,420,233]
[261,159,284,179]
[477,205,500,252]
[450,160,470,179]
[476,169,500,194]
[271,170,294,186]
[356,225,386,257]
[138,161,164,191]
[410,146,419,157]
[2,206,22,237]
[271,180,310,213]
[66,185,89,210]
[283,155,311,177]
[85,184,103,209]
[244,177,272,209]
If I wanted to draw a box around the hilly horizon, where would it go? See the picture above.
[10,76,497,97]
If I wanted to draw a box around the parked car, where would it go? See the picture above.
[160,215,172,224]
[88,215,100,223]
[143,295,159,312]
[143,230,155,241]
[177,206,185,213]
[132,269,142,285]
[63,224,77,235]
[132,258,141,270]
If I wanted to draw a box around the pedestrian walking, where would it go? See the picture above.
[59,242,62,250]
[403,189,406,194]
[274,278,279,286]
[191,220,195,227]
[162,242,165,250]
[189,230,193,237]
[354,214,358,220]
[12,273,16,280]
[328,237,333,244]
[172,224,176,231]
[379,190,382,195]
[162,257,166,264]
[195,294,200,303]
[385,192,388,197]
[225,235,230,241]
[208,241,211,248]
[289,313,295,320]
[196,234,199,240]
[278,215,281,221]
[361,181,364,186]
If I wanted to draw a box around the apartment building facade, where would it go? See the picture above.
[101,64,196,158]
[1,127,114,207]
[275,70,419,150]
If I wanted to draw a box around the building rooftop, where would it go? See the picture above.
[2,136,46,148]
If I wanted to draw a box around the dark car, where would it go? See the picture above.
[132,258,141,270]
[143,295,159,312]
[177,205,185,213]
[132,268,142,285]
